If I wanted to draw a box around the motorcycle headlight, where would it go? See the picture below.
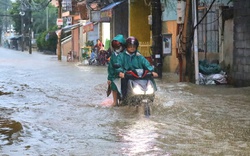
[146,83,154,94]
[133,84,144,95]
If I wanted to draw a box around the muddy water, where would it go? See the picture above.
[0,48,250,155]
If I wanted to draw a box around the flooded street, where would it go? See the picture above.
[0,47,250,156]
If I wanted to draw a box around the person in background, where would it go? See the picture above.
[94,39,104,64]
[116,36,158,98]
[94,39,104,52]
[107,34,126,106]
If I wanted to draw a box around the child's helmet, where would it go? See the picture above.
[125,36,139,49]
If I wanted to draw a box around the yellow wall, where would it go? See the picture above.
[162,20,179,73]
[129,1,150,42]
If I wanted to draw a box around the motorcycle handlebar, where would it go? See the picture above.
[124,70,153,79]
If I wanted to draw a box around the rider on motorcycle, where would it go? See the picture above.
[107,34,126,106]
[116,36,158,98]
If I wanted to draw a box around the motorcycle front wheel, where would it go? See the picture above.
[142,99,151,117]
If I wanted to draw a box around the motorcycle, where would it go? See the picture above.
[114,68,156,116]
[88,48,98,65]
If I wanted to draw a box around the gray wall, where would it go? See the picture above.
[222,19,233,69]
[233,0,250,87]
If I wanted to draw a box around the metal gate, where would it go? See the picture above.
[197,2,220,53]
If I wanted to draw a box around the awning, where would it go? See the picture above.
[62,23,82,33]
[59,22,94,35]
[100,1,124,22]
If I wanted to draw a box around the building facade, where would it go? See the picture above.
[232,0,250,87]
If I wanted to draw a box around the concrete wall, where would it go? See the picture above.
[162,20,179,73]
[72,22,80,59]
[61,38,71,57]
[232,0,250,87]
[221,19,233,69]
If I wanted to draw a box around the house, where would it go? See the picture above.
[58,0,250,87]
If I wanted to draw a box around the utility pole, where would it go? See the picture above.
[193,0,199,84]
[20,3,25,52]
[151,0,163,78]
[181,0,191,82]
[29,0,32,54]
[184,0,192,82]
[21,13,24,52]
[57,0,62,61]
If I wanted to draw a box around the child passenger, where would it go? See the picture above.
[107,34,126,106]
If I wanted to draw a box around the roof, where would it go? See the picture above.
[62,23,82,31]
[100,1,124,12]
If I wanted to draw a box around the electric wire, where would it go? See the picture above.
[19,0,52,12]
[194,0,216,29]
[178,0,217,46]
[200,11,222,25]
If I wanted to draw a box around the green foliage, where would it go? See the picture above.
[82,49,89,59]
[0,0,12,28]
[10,0,31,34]
[8,0,59,53]
[36,26,58,53]
[85,40,94,47]
[32,4,58,34]
[9,0,57,35]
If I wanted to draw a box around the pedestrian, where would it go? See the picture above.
[107,34,126,106]
[94,39,104,64]
[116,36,158,98]
[94,39,104,53]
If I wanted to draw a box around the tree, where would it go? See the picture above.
[0,0,12,45]
[32,4,57,35]
[9,0,56,35]
[0,0,12,30]
[9,1,23,34]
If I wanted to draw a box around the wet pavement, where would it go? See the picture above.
[0,47,250,156]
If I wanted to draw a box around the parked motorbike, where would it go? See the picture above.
[88,48,109,66]
[88,49,98,65]
[114,68,156,116]
[97,50,109,66]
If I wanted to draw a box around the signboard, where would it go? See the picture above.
[57,18,63,26]
[100,10,112,22]
[90,11,100,22]
[83,22,94,33]
[66,17,72,25]
[162,34,172,55]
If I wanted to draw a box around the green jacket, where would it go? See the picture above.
[107,52,120,81]
[116,51,154,73]
[116,50,157,91]
[107,34,126,81]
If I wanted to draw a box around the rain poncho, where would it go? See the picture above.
[107,34,126,91]
[116,50,157,91]
[116,51,154,73]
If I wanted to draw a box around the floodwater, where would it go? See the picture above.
[0,47,250,156]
